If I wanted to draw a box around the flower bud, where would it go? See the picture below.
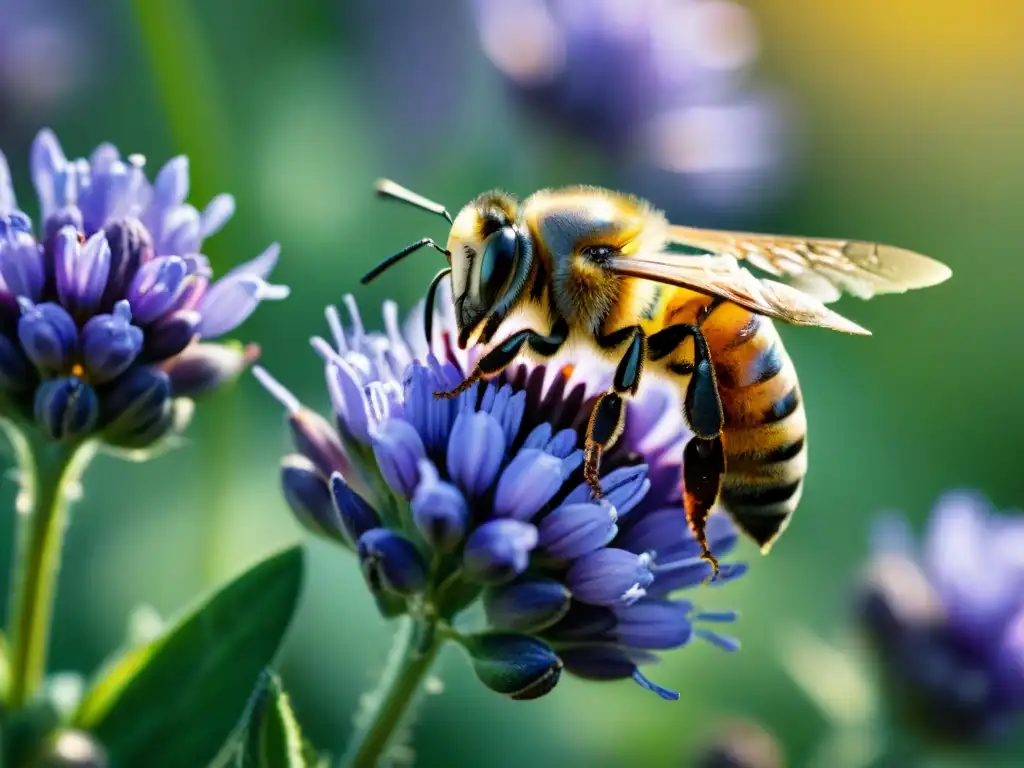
[280,455,345,544]
[371,418,426,498]
[163,341,258,399]
[289,408,348,478]
[566,548,653,606]
[127,256,190,324]
[329,472,381,545]
[493,448,572,521]
[0,227,46,300]
[81,301,143,383]
[139,310,199,363]
[0,333,35,392]
[463,519,538,585]
[98,366,172,447]
[101,216,153,307]
[411,460,467,553]
[34,377,99,441]
[358,528,427,596]
[18,300,77,374]
[29,728,109,767]
[464,633,562,700]
[537,502,618,560]
[54,228,111,319]
[613,599,692,649]
[483,578,571,633]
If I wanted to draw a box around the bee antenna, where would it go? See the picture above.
[374,178,453,224]
[361,238,451,285]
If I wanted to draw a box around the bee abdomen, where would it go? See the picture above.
[705,307,808,553]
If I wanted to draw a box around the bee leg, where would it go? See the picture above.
[648,323,725,576]
[683,435,726,579]
[434,319,568,399]
[584,326,647,497]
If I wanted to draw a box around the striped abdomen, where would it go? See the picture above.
[649,289,807,553]
[702,301,806,552]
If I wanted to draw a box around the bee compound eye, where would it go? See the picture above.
[582,245,614,263]
[479,226,519,305]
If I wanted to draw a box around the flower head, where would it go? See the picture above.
[257,282,746,700]
[856,492,1024,743]
[0,129,287,449]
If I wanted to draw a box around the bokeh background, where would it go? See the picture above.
[1,0,1022,765]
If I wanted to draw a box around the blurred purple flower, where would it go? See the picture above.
[0,0,91,123]
[471,0,796,217]
[256,281,746,701]
[0,129,287,448]
[857,491,1024,743]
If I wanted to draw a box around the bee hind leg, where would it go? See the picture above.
[434,320,568,399]
[584,326,646,498]
[683,436,725,579]
[647,323,725,578]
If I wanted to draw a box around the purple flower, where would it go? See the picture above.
[470,0,794,217]
[856,491,1024,743]
[256,286,746,700]
[0,129,287,447]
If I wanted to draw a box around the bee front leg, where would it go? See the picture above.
[584,326,646,497]
[434,319,568,399]
[648,323,725,577]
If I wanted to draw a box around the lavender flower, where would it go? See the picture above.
[0,129,287,449]
[856,492,1024,743]
[256,283,746,700]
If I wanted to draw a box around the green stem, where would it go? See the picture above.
[3,424,95,709]
[341,618,441,768]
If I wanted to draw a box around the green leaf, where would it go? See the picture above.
[233,670,307,768]
[74,545,304,768]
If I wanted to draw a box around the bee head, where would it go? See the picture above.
[447,192,531,348]
[363,181,532,350]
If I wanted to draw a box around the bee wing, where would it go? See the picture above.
[666,225,952,303]
[608,252,872,335]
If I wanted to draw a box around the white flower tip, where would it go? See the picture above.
[258,282,290,301]
[325,304,346,352]
[621,585,647,606]
[33,127,62,158]
[128,153,147,169]
[251,365,301,414]
[310,336,343,363]
[84,230,111,257]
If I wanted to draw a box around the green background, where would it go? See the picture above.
[1,0,1021,765]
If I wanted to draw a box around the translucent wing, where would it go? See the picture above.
[608,253,872,335]
[667,225,951,303]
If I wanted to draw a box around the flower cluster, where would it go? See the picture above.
[0,129,287,448]
[257,283,745,700]
[471,0,791,215]
[856,492,1024,743]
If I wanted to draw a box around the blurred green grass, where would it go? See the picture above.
[2,0,1023,765]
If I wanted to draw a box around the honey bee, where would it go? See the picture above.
[362,180,951,574]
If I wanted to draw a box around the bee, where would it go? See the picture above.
[362,180,951,574]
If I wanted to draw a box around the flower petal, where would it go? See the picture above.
[371,418,426,498]
[493,448,567,521]
[463,519,538,585]
[196,274,289,339]
[447,410,506,498]
[567,549,653,606]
